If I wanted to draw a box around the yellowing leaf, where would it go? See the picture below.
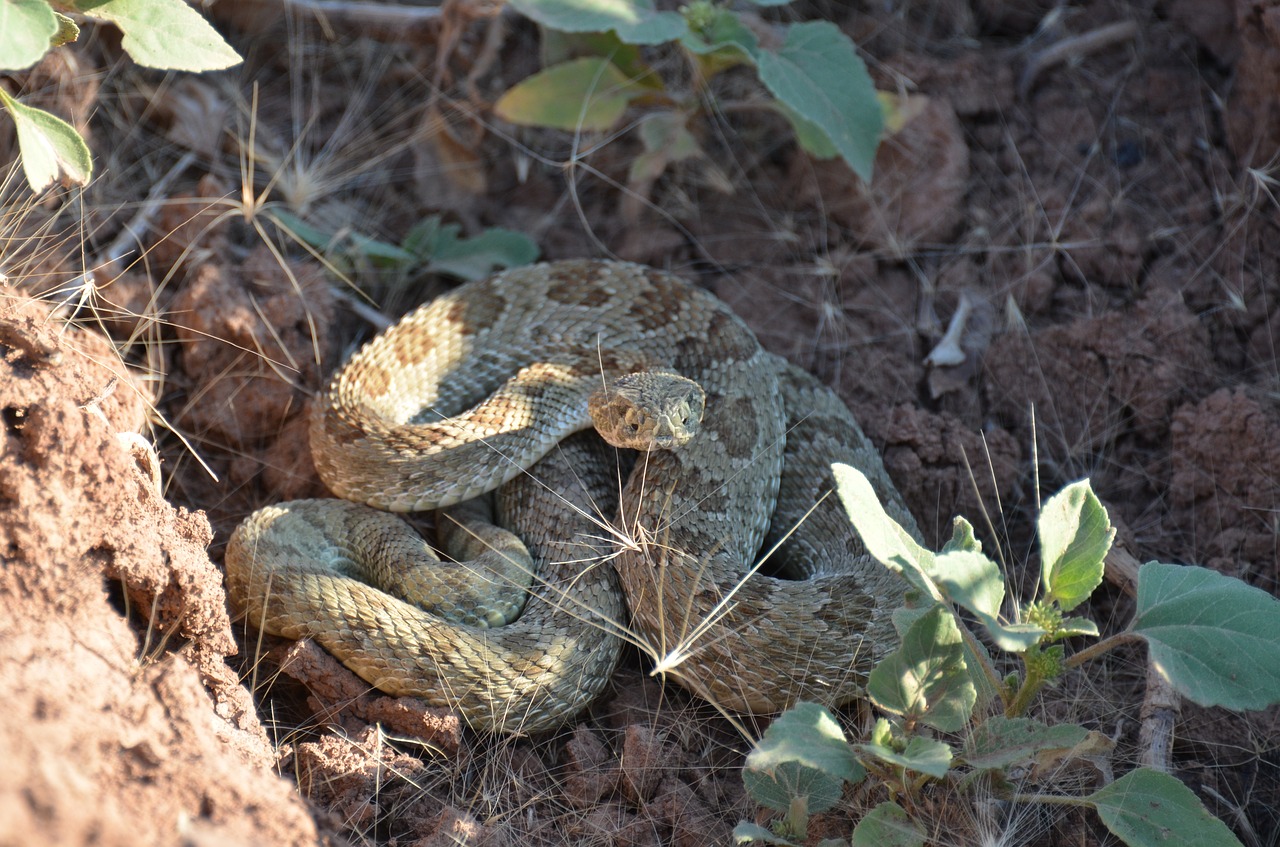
[877,91,932,135]
[495,57,645,132]
[0,88,92,191]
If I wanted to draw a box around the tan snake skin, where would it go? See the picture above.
[224,260,917,732]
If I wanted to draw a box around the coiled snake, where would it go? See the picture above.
[225,260,916,733]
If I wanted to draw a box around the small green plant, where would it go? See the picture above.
[734,471,1280,846]
[269,211,540,283]
[1,0,241,192]
[494,0,883,193]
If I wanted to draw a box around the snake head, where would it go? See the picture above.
[588,371,706,450]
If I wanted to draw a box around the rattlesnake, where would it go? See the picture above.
[225,259,917,733]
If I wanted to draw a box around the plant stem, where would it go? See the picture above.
[1009,792,1090,808]
[1066,631,1144,669]
[1005,665,1044,717]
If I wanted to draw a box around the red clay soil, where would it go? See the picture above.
[3,0,1280,844]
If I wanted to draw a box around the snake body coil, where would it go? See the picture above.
[225,260,917,732]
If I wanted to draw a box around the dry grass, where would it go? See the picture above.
[4,1,1279,844]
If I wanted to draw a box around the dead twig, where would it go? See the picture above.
[1019,21,1140,100]
[1105,541,1177,775]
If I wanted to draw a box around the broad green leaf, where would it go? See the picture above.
[775,100,837,159]
[930,549,1046,652]
[890,604,931,639]
[269,210,417,265]
[940,515,982,555]
[73,0,240,70]
[265,209,326,246]
[349,233,419,264]
[980,618,1047,653]
[1057,616,1100,638]
[754,21,881,182]
[680,3,757,58]
[931,550,1004,620]
[850,802,926,847]
[1088,768,1243,847]
[732,821,797,845]
[856,735,952,779]
[0,88,92,191]
[495,57,647,131]
[539,29,660,88]
[1039,480,1112,611]
[427,226,539,281]
[507,0,686,44]
[404,216,538,280]
[962,717,1088,769]
[0,0,58,70]
[743,702,863,814]
[1133,562,1280,710]
[833,463,939,599]
[868,604,975,731]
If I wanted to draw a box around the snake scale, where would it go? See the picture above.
[225,260,918,733]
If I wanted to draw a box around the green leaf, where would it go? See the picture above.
[742,702,864,815]
[495,57,647,131]
[268,210,416,264]
[72,0,241,71]
[1039,480,1112,611]
[539,29,660,88]
[679,3,757,58]
[0,0,58,70]
[869,717,893,748]
[1057,616,1100,638]
[962,717,1089,770]
[856,735,952,779]
[1088,768,1243,847]
[833,463,939,599]
[754,21,882,182]
[982,619,1047,653]
[0,88,92,191]
[1133,562,1280,710]
[427,227,540,281]
[931,550,1046,652]
[507,0,686,44]
[403,216,539,281]
[940,515,982,555]
[850,802,926,847]
[868,605,975,732]
[775,100,837,159]
[931,550,1004,620]
[743,754,843,817]
[732,821,798,845]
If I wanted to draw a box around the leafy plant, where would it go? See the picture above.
[734,472,1280,846]
[269,211,540,283]
[1,0,241,192]
[493,0,883,195]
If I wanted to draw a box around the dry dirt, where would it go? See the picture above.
[2,0,1279,845]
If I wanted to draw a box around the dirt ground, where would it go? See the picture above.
[2,0,1279,844]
